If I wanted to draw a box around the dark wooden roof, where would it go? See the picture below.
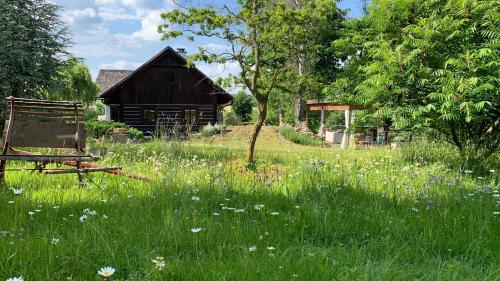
[97,46,232,102]
[96,70,134,95]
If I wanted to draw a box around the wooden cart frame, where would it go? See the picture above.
[0,97,119,183]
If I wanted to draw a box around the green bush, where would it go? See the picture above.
[85,120,144,140]
[83,102,104,120]
[279,125,323,146]
[201,122,223,138]
[232,91,254,122]
[223,111,240,126]
[399,139,500,173]
[399,139,459,165]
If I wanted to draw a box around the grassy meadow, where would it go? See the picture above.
[0,126,499,280]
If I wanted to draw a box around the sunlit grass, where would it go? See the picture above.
[0,126,498,280]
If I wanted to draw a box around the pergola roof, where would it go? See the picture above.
[305,99,369,111]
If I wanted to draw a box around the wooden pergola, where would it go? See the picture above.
[306,99,369,148]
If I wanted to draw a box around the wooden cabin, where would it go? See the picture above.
[96,47,233,134]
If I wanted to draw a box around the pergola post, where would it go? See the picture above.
[341,109,352,149]
[319,108,326,138]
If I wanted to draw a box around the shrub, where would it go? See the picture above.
[399,139,459,166]
[232,91,254,122]
[85,120,144,140]
[399,139,500,173]
[84,102,104,120]
[201,122,223,138]
[223,111,240,126]
[279,125,323,146]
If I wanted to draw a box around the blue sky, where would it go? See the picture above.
[53,0,364,81]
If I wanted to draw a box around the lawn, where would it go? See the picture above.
[0,126,499,280]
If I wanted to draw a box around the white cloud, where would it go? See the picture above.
[197,61,241,79]
[98,7,138,21]
[130,10,163,41]
[62,8,97,24]
[199,43,231,52]
[114,9,164,46]
[100,60,142,70]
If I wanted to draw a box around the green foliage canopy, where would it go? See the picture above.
[232,91,255,122]
[329,0,499,164]
[0,0,70,99]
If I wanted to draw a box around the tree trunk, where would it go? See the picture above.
[246,98,267,164]
[294,96,304,126]
[278,107,285,127]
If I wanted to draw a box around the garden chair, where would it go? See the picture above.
[0,96,119,183]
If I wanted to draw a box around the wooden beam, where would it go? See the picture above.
[307,104,368,111]
[0,155,97,162]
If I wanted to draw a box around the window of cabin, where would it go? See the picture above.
[185,109,197,124]
[143,109,156,124]
[164,72,175,83]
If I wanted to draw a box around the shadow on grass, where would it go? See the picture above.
[0,168,498,280]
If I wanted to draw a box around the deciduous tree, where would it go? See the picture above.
[160,0,315,163]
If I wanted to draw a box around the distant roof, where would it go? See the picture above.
[96,70,134,95]
[97,46,232,102]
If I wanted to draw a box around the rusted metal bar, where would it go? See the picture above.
[9,148,150,182]
[44,167,121,175]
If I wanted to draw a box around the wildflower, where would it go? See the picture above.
[191,196,200,202]
[191,227,202,233]
[79,214,88,222]
[411,207,419,213]
[266,246,275,251]
[234,209,245,213]
[11,188,24,195]
[269,212,279,216]
[83,209,97,216]
[212,213,220,216]
[6,276,23,281]
[249,246,257,252]
[52,238,59,244]
[53,205,60,209]
[151,256,166,270]
[98,267,115,278]
[254,204,265,210]
[8,201,14,204]
[493,212,500,216]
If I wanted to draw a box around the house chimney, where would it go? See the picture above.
[176,48,187,57]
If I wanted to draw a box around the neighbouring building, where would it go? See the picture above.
[96,47,233,134]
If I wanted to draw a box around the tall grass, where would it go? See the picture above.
[0,126,498,280]
[279,125,323,146]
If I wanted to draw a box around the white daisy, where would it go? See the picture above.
[98,266,115,278]
[151,256,166,270]
[79,214,88,222]
[191,227,202,233]
[249,246,257,252]
[6,276,23,281]
[254,204,264,210]
[11,188,24,195]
